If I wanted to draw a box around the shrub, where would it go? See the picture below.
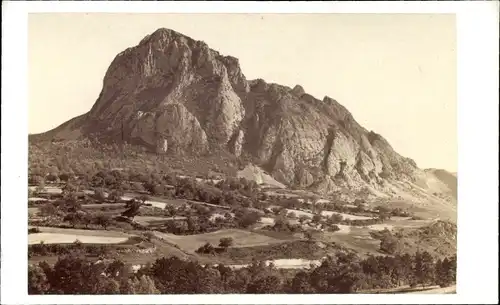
[28,227,41,234]
[196,242,216,255]
[219,237,234,249]
[380,235,400,254]
[328,225,341,233]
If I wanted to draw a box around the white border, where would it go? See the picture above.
[2,1,499,304]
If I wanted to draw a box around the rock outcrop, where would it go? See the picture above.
[32,28,421,195]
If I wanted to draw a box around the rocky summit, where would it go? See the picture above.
[31,28,437,195]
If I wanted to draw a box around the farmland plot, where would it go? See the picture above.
[152,229,285,252]
[29,233,129,245]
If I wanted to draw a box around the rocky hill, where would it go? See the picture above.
[30,28,452,197]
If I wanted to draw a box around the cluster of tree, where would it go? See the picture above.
[28,228,41,234]
[266,217,304,233]
[28,256,160,294]
[29,173,72,186]
[162,216,227,235]
[29,251,456,295]
[35,198,113,230]
[160,208,261,235]
[369,228,406,254]
[214,177,259,198]
[169,177,264,210]
[308,201,414,220]
[90,170,126,190]
[28,241,109,259]
[195,237,235,254]
[340,217,386,227]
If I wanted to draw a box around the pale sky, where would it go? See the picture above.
[28,13,457,172]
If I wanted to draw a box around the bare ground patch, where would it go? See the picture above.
[28,233,129,245]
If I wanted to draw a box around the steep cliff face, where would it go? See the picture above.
[34,28,420,194]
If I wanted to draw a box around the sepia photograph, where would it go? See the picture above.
[1,1,499,304]
[26,12,458,295]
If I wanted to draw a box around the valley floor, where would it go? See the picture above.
[27,175,456,294]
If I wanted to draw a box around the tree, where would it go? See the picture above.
[287,211,297,219]
[39,203,57,217]
[64,212,83,228]
[236,210,261,228]
[153,184,168,196]
[62,182,77,196]
[375,205,391,213]
[119,278,136,294]
[46,173,59,183]
[435,257,455,287]
[144,181,156,194]
[95,277,120,294]
[413,251,435,288]
[219,237,234,250]
[29,174,44,186]
[164,205,177,217]
[28,265,49,294]
[49,255,105,294]
[304,231,314,242]
[105,259,127,279]
[328,224,341,233]
[327,213,343,224]
[186,216,200,233]
[35,181,46,194]
[131,182,145,192]
[137,194,150,204]
[378,210,392,221]
[150,256,223,293]
[59,172,71,182]
[224,212,233,221]
[108,190,123,202]
[380,234,400,254]
[272,207,283,215]
[196,242,216,255]
[94,213,111,230]
[132,275,161,294]
[80,213,93,229]
[273,216,290,231]
[289,271,314,293]
[312,214,322,223]
[447,255,457,283]
[94,188,106,202]
[122,201,142,219]
[63,197,82,213]
[246,275,282,293]
[298,215,310,224]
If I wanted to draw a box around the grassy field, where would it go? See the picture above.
[381,198,457,223]
[206,240,345,265]
[321,228,382,257]
[134,215,187,226]
[152,228,287,252]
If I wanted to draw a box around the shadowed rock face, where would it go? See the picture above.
[33,28,420,194]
